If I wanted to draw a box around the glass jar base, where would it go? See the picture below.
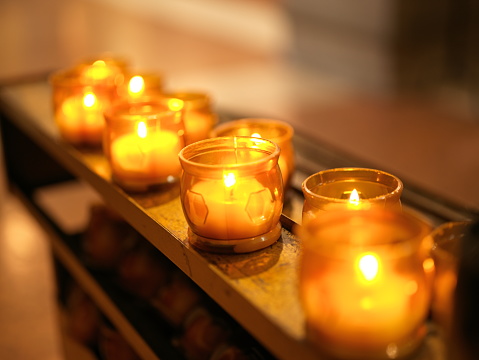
[306,321,428,360]
[188,223,282,254]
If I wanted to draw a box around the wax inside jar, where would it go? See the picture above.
[58,91,106,144]
[186,175,276,240]
[110,127,182,182]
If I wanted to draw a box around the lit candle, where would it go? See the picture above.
[104,100,185,191]
[298,209,433,360]
[50,57,129,146]
[179,136,283,253]
[110,121,182,188]
[78,57,128,84]
[302,168,403,222]
[186,172,275,240]
[212,118,295,190]
[57,90,106,144]
[164,93,217,145]
[117,73,163,100]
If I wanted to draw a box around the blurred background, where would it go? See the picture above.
[1,0,478,207]
[0,0,478,359]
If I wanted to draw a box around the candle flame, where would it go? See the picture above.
[251,133,262,138]
[357,253,379,282]
[137,121,147,138]
[84,60,111,80]
[349,188,360,205]
[128,75,145,95]
[168,98,184,112]
[223,172,236,188]
[83,92,97,108]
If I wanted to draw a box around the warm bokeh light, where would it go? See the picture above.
[167,98,184,112]
[349,188,360,204]
[423,257,435,272]
[84,60,112,80]
[357,253,379,282]
[223,172,236,188]
[137,121,147,138]
[82,92,96,108]
[128,75,145,95]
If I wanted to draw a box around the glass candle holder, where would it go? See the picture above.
[163,92,217,146]
[178,136,284,253]
[297,209,434,360]
[212,118,295,190]
[429,221,472,339]
[50,57,128,146]
[103,100,185,192]
[76,56,129,85]
[116,72,163,101]
[302,167,403,222]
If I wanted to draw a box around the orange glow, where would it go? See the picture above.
[137,122,147,138]
[167,98,184,112]
[223,172,236,188]
[357,253,379,282]
[423,257,435,272]
[404,280,418,296]
[349,188,360,205]
[128,76,145,96]
[82,92,97,108]
[84,60,113,80]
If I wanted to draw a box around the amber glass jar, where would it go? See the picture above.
[103,99,185,192]
[163,92,217,145]
[212,118,295,190]
[178,136,283,253]
[302,167,403,223]
[297,209,433,360]
[50,56,128,146]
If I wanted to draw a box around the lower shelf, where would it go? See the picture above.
[16,183,274,360]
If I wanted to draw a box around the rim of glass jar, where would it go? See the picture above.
[104,99,179,125]
[162,92,212,111]
[211,118,294,145]
[298,208,432,257]
[430,221,472,263]
[302,167,403,204]
[79,54,129,68]
[49,68,124,89]
[178,136,280,177]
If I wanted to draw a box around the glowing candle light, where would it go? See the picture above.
[302,168,403,223]
[104,100,185,191]
[57,90,105,145]
[212,119,295,190]
[358,253,379,282]
[163,92,217,145]
[347,188,361,209]
[128,75,145,97]
[78,57,128,84]
[298,209,433,360]
[179,136,283,253]
[50,57,129,146]
[117,73,163,101]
